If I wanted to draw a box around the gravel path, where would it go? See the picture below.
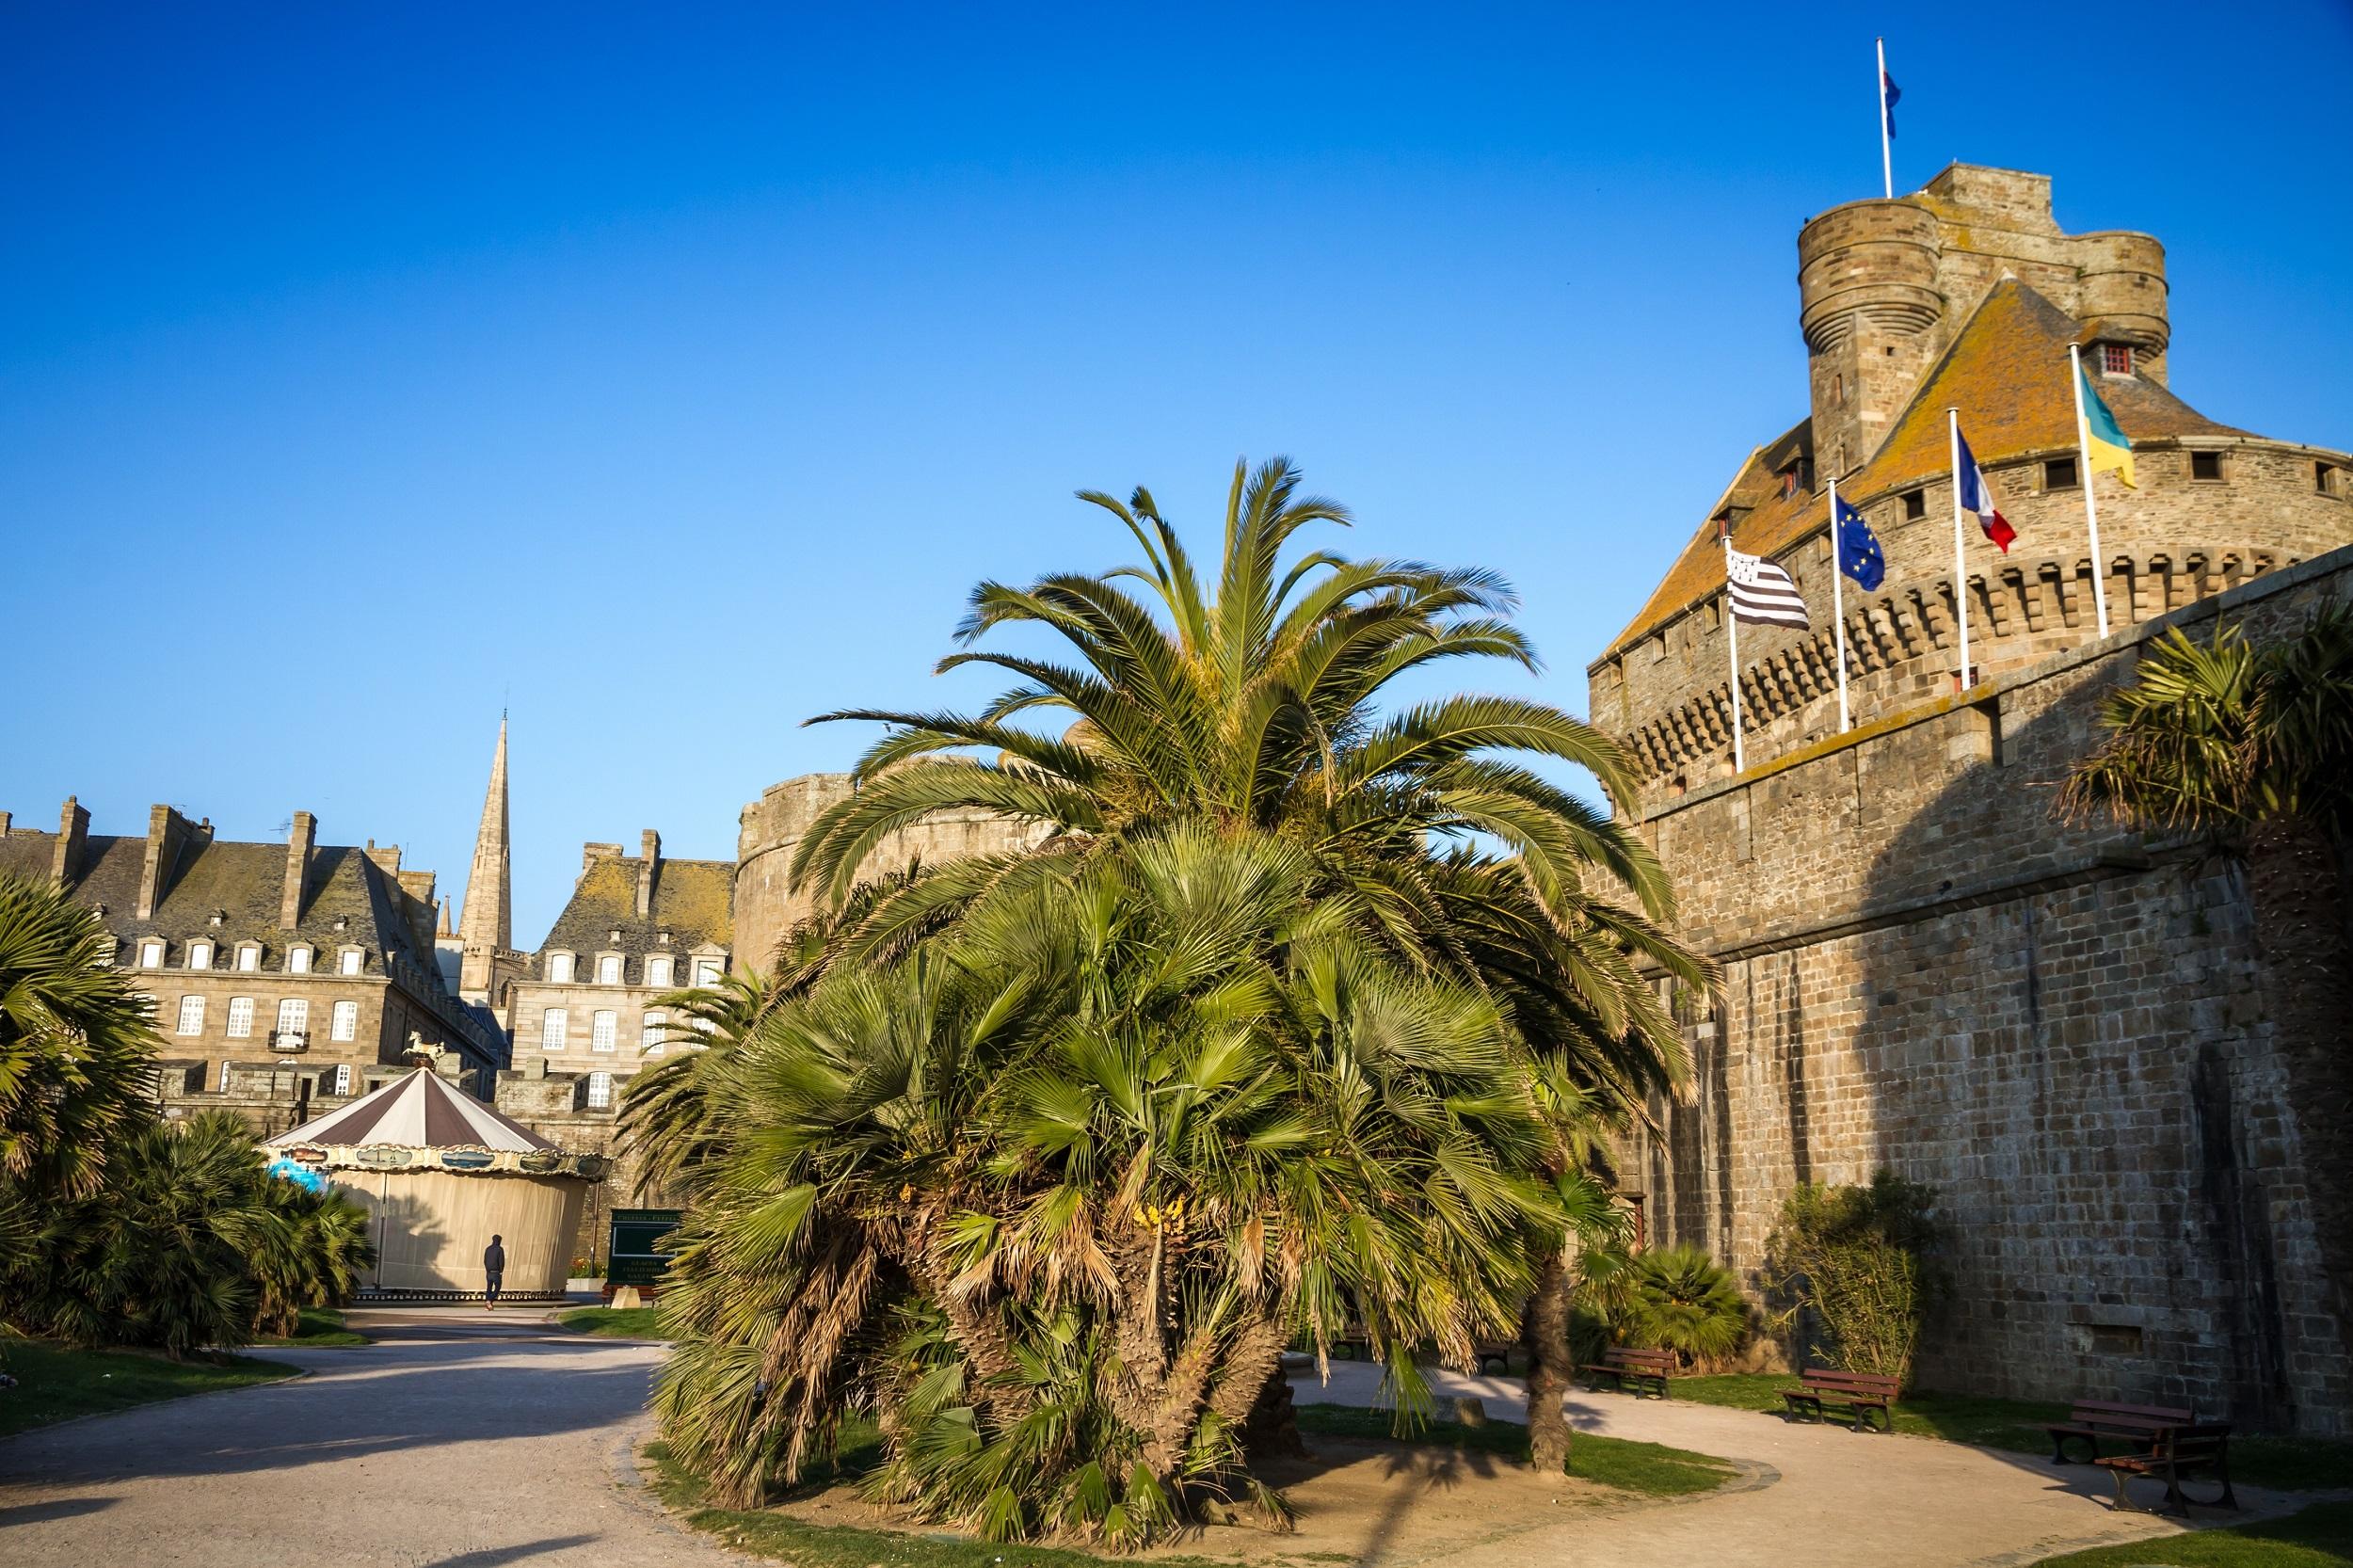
[0,1313,2293,1568]
[0,1309,728,1568]
[1291,1361,2282,1568]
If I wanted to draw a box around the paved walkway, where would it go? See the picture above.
[1293,1361,2283,1568]
[0,1308,728,1568]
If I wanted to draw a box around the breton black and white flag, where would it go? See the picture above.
[1725,547,1810,629]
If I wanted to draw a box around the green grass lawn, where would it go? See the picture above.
[256,1307,368,1347]
[1289,1402,1737,1496]
[1655,1373,2352,1491]
[0,1338,298,1437]
[2030,1501,2353,1566]
[557,1304,668,1339]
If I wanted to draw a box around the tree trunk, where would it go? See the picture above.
[2244,818,2353,1348]
[1524,1248,1574,1472]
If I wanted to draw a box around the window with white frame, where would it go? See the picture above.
[332,1063,354,1096]
[331,1000,359,1042]
[598,954,622,985]
[340,949,362,976]
[549,952,574,984]
[289,946,312,974]
[641,1011,665,1050]
[277,998,309,1041]
[189,941,213,970]
[226,997,254,1038]
[646,956,673,987]
[586,1070,615,1109]
[217,1059,232,1093]
[141,941,165,969]
[237,944,260,971]
[694,959,722,986]
[542,1007,568,1050]
[176,995,205,1035]
[591,1009,617,1051]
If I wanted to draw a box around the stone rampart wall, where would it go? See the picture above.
[1620,545,2353,1432]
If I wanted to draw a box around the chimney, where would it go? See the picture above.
[136,805,198,921]
[583,841,623,872]
[636,829,662,918]
[0,810,11,836]
[51,796,89,886]
[281,811,316,929]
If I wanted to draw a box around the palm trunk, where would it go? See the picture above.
[1524,1248,1574,1472]
[2244,818,2353,1343]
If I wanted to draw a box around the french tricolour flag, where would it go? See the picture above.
[1954,425,2016,553]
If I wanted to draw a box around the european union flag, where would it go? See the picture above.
[1835,495,1885,590]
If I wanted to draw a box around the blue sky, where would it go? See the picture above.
[5,2,2349,945]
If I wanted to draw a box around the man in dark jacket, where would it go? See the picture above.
[484,1235,506,1306]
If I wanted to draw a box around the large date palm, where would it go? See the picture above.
[653,827,1564,1540]
[788,459,1710,1466]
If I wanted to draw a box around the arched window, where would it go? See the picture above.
[597,954,622,985]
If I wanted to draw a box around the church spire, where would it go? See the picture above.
[456,715,512,1001]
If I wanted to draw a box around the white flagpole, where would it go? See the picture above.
[1877,38,1893,200]
[2068,343,2115,637]
[1828,475,1851,731]
[1723,528,1746,774]
[1947,408,1973,690]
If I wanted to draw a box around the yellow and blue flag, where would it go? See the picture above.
[2077,362,2136,488]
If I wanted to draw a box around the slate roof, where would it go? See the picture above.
[0,824,442,973]
[1602,280,2249,659]
[536,853,733,963]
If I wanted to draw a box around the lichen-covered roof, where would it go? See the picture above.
[1601,280,2246,658]
[0,825,438,972]
[536,854,734,959]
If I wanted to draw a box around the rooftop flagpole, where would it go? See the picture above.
[1947,408,1974,690]
[1722,520,1746,774]
[1877,38,1894,199]
[1828,474,1852,731]
[2068,343,2115,637]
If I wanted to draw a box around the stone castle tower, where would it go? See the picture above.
[1592,165,2353,1432]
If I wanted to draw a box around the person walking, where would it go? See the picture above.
[483,1234,506,1308]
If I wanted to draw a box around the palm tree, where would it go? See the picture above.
[784,459,1711,1464]
[0,872,163,1199]
[653,826,1564,1542]
[2062,603,2353,1343]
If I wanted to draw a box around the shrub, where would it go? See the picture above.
[1617,1245,1751,1364]
[1760,1172,1945,1385]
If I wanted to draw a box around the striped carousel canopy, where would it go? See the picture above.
[265,1067,554,1154]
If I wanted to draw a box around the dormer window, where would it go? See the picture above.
[236,943,262,972]
[693,957,725,987]
[288,945,312,974]
[598,954,623,985]
[549,952,574,984]
[338,948,363,976]
[2100,343,2134,376]
[646,955,674,988]
[140,941,165,969]
[188,940,214,971]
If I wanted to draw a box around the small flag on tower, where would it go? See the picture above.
[1726,547,1810,629]
[1953,425,2017,552]
[1882,66,1900,138]
[2076,361,2137,488]
[1833,495,1886,589]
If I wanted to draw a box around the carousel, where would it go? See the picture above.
[265,1066,607,1301]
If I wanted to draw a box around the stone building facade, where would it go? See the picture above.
[1593,165,2353,1432]
[0,797,505,1139]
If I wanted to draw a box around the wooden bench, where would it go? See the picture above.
[2093,1422,2236,1516]
[1780,1368,1901,1432]
[2042,1400,2194,1465]
[1578,1346,1673,1399]
[1473,1342,1513,1376]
